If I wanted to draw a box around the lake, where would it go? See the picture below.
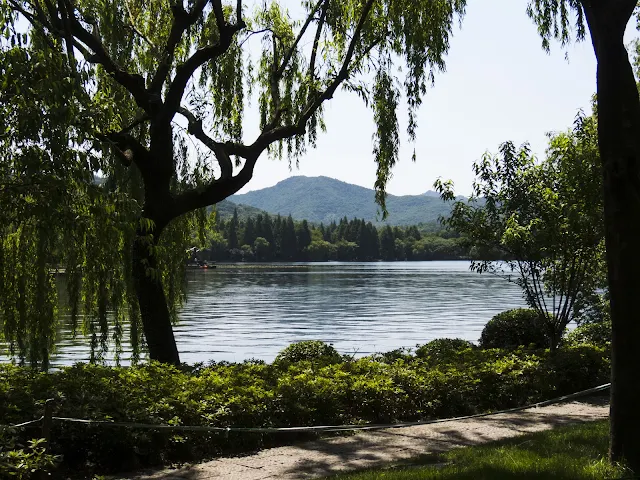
[42,261,526,366]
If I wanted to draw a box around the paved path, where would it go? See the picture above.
[126,398,609,480]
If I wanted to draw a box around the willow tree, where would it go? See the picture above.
[0,0,466,366]
[525,0,640,471]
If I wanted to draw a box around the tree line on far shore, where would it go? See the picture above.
[193,212,496,263]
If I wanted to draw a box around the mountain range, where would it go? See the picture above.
[223,176,455,226]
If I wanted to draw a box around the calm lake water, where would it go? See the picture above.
[37,261,527,366]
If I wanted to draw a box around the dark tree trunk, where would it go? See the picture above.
[583,1,640,472]
[549,327,560,353]
[132,224,181,366]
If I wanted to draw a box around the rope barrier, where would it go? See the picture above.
[3,382,611,434]
[4,416,44,429]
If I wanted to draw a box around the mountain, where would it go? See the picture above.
[229,176,455,226]
[214,199,268,221]
[421,190,441,197]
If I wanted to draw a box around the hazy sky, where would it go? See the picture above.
[238,1,638,197]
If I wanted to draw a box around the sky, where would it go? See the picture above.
[236,1,638,197]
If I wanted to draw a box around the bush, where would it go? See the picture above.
[416,338,476,361]
[366,348,413,364]
[0,428,59,479]
[0,343,609,477]
[566,321,611,349]
[480,309,549,349]
[274,341,343,367]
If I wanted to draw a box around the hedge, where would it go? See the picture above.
[0,342,609,477]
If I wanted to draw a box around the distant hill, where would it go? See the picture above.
[229,176,455,226]
[421,190,441,197]
[214,199,268,221]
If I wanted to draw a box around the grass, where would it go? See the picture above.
[327,420,630,480]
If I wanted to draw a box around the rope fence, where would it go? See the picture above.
[3,382,611,435]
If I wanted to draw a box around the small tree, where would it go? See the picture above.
[436,115,604,351]
[253,236,270,261]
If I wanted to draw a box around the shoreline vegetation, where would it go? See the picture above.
[1,331,610,479]
[195,213,497,264]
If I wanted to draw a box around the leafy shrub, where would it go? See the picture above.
[416,338,476,361]
[480,309,549,349]
[366,348,413,364]
[0,343,609,477]
[274,341,343,367]
[0,428,59,479]
[566,321,611,349]
[573,291,610,325]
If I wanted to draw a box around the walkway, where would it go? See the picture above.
[128,397,609,480]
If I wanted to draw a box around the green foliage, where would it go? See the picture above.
[208,209,465,262]
[480,309,549,350]
[415,338,476,360]
[0,428,59,479]
[274,341,342,368]
[330,421,628,480]
[436,114,605,350]
[566,321,611,350]
[305,240,338,261]
[573,291,610,326]
[0,342,609,476]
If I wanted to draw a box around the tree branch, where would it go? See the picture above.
[60,7,156,112]
[58,0,77,72]
[298,0,376,122]
[177,107,233,179]
[170,153,258,219]
[308,0,329,83]
[276,0,324,79]
[101,131,151,170]
[167,0,376,220]
[238,28,273,48]
[120,114,150,134]
[124,0,157,51]
[256,0,376,154]
[7,0,57,45]
[162,0,246,120]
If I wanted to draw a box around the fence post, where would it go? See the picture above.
[38,398,55,480]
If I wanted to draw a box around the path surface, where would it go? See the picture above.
[127,398,609,480]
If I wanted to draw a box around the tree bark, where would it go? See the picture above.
[132,224,181,366]
[583,1,640,472]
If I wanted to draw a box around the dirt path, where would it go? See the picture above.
[127,398,609,480]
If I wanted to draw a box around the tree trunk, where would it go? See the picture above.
[132,225,181,366]
[583,2,640,472]
[548,327,560,353]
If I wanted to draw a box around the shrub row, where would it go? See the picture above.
[0,341,609,477]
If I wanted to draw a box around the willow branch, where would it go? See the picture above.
[308,0,328,82]
[276,0,324,78]
[149,0,208,94]
[236,0,242,24]
[163,5,246,120]
[177,107,232,179]
[170,0,376,219]
[60,10,155,112]
[124,0,157,50]
[298,0,376,121]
